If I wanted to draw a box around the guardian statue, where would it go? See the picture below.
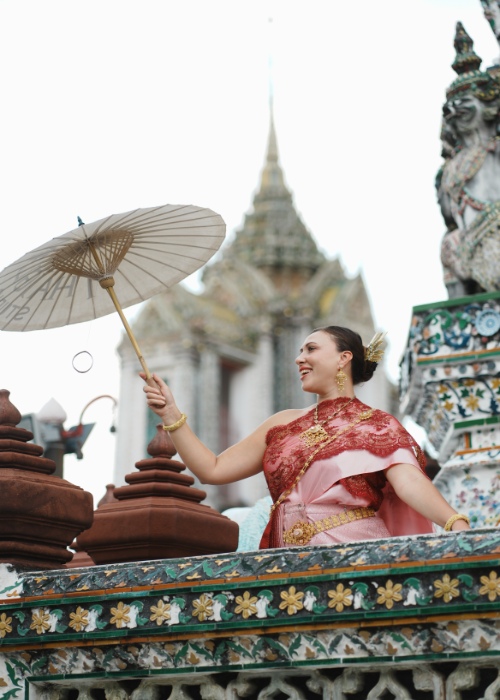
[437,19,500,297]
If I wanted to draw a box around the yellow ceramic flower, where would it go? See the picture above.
[433,574,460,603]
[30,609,51,634]
[192,594,214,622]
[327,583,353,612]
[235,591,258,619]
[150,599,171,625]
[465,395,480,410]
[376,580,403,609]
[479,571,500,602]
[279,586,304,615]
[0,613,12,638]
[110,601,131,629]
[69,606,89,632]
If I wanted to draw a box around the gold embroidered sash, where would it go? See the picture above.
[282,506,376,546]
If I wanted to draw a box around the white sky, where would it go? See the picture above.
[0,0,498,503]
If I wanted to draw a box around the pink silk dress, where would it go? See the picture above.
[260,397,435,549]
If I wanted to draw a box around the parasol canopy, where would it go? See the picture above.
[0,203,226,378]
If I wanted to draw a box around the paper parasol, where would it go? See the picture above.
[0,203,226,379]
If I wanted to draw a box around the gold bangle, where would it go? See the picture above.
[444,513,470,531]
[162,413,187,432]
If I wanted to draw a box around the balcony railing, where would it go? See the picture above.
[0,528,499,698]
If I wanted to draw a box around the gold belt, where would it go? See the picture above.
[282,507,376,546]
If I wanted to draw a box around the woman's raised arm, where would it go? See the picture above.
[142,373,291,485]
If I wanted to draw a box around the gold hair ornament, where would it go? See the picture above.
[364,332,387,364]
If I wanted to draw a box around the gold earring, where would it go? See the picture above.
[336,368,347,394]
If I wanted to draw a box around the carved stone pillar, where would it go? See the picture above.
[400,291,500,526]
[198,345,220,453]
[0,389,94,569]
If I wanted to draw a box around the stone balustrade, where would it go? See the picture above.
[0,528,499,698]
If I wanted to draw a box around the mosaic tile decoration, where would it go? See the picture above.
[11,618,500,678]
[405,292,500,365]
[411,374,500,463]
[0,530,498,650]
[0,532,498,698]
[12,528,500,598]
[399,291,500,417]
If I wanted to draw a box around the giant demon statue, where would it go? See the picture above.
[437,18,500,298]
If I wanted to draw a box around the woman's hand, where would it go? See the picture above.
[140,372,181,424]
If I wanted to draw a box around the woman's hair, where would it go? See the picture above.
[313,326,378,385]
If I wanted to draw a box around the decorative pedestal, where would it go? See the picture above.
[77,424,239,563]
[0,389,94,569]
[1,530,499,698]
[400,291,500,527]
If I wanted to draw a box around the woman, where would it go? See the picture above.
[142,326,470,549]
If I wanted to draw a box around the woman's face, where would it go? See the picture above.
[295,330,351,394]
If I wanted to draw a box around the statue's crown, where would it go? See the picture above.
[446,22,498,101]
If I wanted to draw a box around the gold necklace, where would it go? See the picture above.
[272,407,373,514]
[299,397,354,447]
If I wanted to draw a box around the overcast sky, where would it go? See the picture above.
[0,0,497,503]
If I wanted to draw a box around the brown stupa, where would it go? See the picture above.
[65,539,95,568]
[0,389,94,569]
[76,424,239,563]
[66,485,118,567]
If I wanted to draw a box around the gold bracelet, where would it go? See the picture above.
[162,413,187,432]
[444,513,470,531]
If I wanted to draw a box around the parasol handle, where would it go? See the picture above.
[87,241,162,398]
[85,241,151,380]
[87,239,163,399]
[99,278,152,380]
[99,279,165,403]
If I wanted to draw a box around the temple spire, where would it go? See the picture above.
[267,104,278,164]
[256,15,288,198]
[227,104,324,288]
[267,16,277,164]
[257,105,288,197]
[221,13,324,290]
